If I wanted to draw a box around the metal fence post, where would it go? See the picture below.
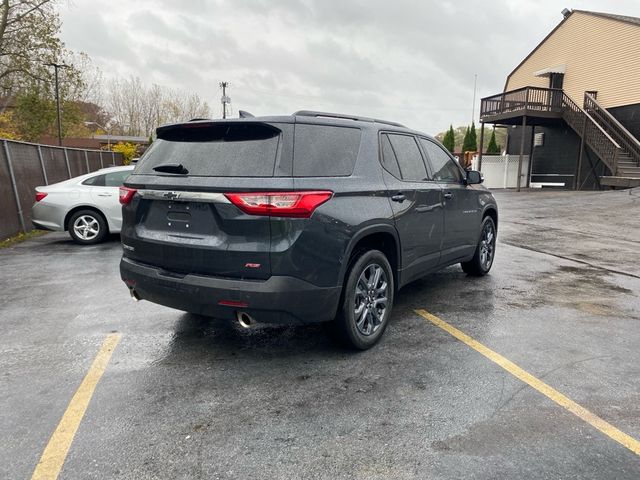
[63,147,72,178]
[99,150,104,168]
[84,150,90,172]
[111,151,116,165]
[37,145,49,185]
[3,140,27,232]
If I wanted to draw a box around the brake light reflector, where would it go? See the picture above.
[119,187,138,205]
[218,300,249,308]
[35,192,48,202]
[224,191,332,218]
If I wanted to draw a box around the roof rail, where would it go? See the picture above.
[293,110,405,128]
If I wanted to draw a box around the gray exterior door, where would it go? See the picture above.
[419,138,479,265]
[380,133,444,281]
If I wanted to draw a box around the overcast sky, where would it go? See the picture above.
[59,0,640,134]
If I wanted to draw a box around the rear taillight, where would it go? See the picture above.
[35,192,48,202]
[224,191,333,218]
[119,187,137,205]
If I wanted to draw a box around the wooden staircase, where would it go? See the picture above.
[563,92,640,188]
[479,87,640,189]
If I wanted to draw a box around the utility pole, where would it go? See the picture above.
[219,81,230,119]
[471,73,478,124]
[45,62,69,146]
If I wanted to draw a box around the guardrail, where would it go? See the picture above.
[480,86,564,118]
[0,139,124,241]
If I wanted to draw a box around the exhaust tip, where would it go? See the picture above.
[236,311,253,328]
[129,288,140,302]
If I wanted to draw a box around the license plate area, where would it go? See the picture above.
[165,201,212,233]
[140,199,217,237]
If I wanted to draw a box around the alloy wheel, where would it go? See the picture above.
[73,215,100,241]
[353,263,389,336]
[479,221,495,270]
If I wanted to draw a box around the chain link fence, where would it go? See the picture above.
[0,139,124,241]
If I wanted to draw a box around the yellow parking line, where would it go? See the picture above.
[31,333,121,480]
[415,309,640,457]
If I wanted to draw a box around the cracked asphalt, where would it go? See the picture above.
[1,188,639,479]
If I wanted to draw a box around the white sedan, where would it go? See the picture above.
[32,166,134,244]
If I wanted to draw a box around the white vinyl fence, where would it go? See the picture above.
[473,155,530,189]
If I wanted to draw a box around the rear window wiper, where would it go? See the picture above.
[152,163,189,175]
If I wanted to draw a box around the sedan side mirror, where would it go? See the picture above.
[466,170,484,185]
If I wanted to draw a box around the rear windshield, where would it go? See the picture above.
[135,123,280,177]
[293,124,361,177]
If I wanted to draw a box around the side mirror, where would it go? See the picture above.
[466,170,484,185]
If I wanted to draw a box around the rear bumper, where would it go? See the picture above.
[120,257,342,324]
[31,203,64,231]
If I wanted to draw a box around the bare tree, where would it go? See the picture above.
[105,76,211,136]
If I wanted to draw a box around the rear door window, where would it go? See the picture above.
[293,124,361,177]
[387,134,428,182]
[420,138,463,183]
[135,123,281,177]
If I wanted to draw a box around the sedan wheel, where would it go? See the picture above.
[73,215,101,241]
[68,210,108,245]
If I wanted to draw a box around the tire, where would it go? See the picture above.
[461,216,496,276]
[68,209,108,245]
[333,250,394,350]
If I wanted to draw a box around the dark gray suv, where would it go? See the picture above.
[119,111,497,349]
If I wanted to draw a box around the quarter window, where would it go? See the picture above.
[82,174,105,186]
[293,124,361,177]
[420,138,462,183]
[387,134,428,182]
[380,134,401,178]
[104,170,132,187]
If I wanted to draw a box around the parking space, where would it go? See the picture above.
[1,189,639,479]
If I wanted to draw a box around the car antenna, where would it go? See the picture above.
[239,110,255,118]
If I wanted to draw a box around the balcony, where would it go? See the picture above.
[480,86,564,125]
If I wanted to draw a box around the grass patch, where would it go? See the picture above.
[0,229,49,249]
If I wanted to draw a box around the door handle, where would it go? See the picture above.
[443,192,453,200]
[97,193,113,197]
[391,193,406,202]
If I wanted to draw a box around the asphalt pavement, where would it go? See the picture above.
[1,188,639,479]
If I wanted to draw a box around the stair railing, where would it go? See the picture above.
[583,93,640,165]
[561,93,621,174]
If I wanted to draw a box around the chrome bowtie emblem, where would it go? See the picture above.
[163,191,179,200]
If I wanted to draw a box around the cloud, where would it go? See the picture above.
[59,0,640,134]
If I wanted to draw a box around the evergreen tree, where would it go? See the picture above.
[442,125,455,153]
[468,121,478,152]
[462,126,472,153]
[486,128,501,154]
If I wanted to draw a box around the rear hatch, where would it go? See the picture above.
[121,121,294,280]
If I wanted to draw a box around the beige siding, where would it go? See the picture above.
[506,12,640,108]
